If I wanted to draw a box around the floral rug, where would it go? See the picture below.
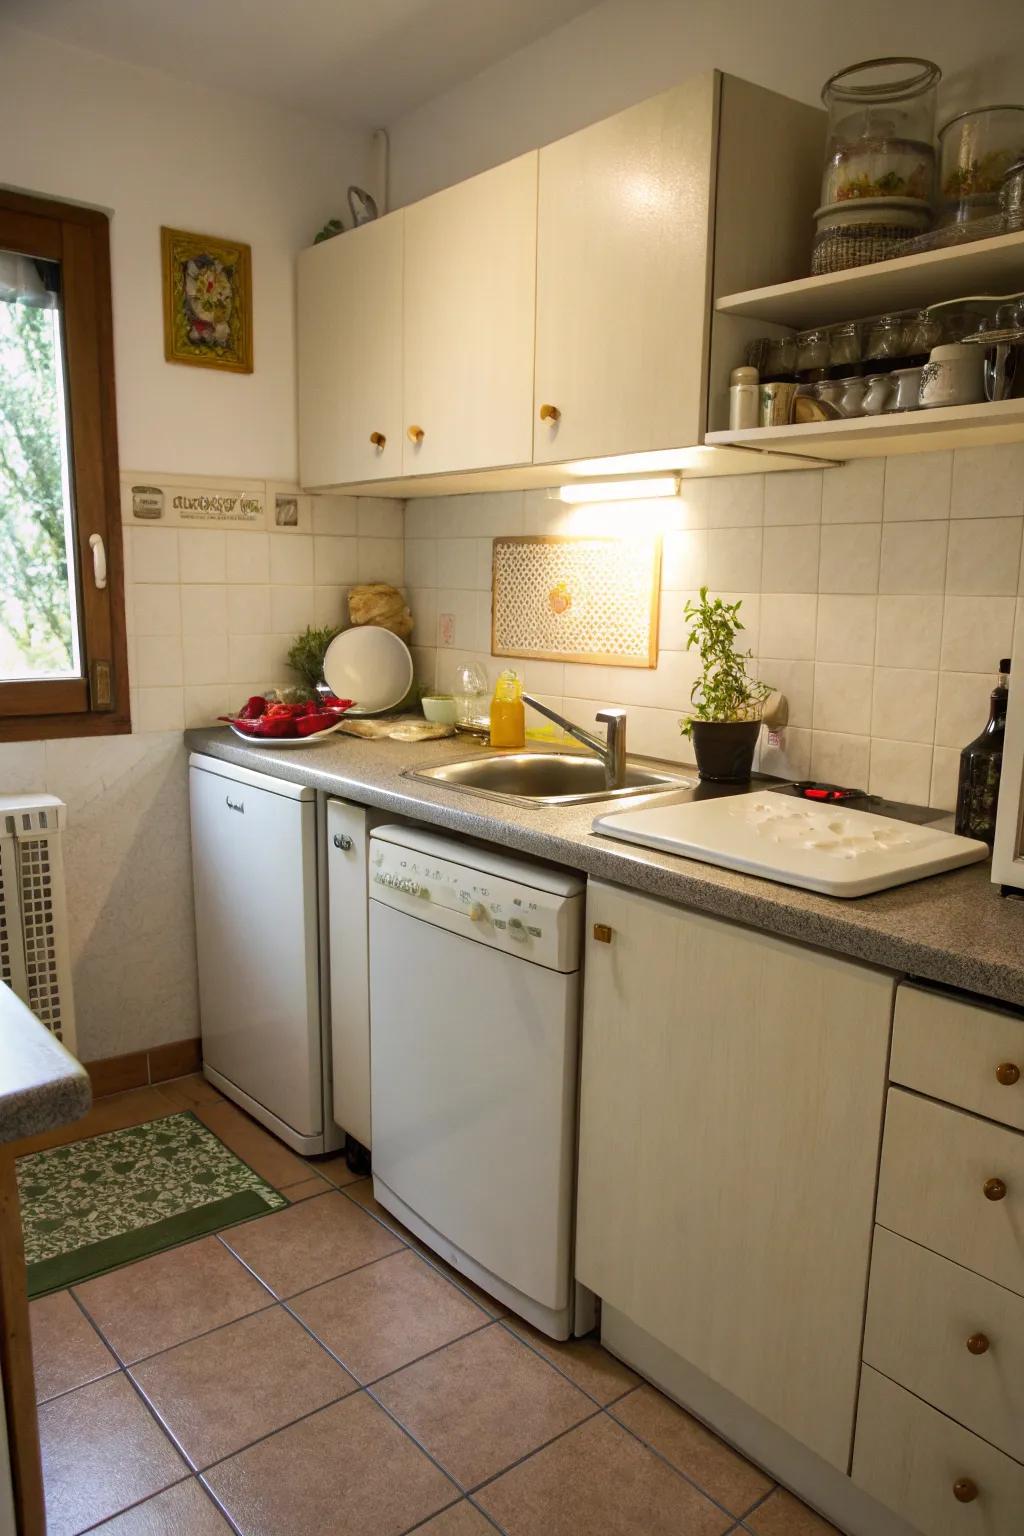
[17,1111,287,1297]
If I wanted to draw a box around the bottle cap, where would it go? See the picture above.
[730,366,759,385]
[999,657,1011,672]
[494,668,522,702]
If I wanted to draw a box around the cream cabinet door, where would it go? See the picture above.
[534,78,717,464]
[402,153,537,476]
[297,215,403,488]
[576,881,894,1470]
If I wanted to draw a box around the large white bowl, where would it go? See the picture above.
[322,626,414,715]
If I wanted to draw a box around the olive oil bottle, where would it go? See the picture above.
[955,659,1010,846]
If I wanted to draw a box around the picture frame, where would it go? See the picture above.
[161,226,253,373]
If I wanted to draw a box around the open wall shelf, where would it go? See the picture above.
[706,397,1024,460]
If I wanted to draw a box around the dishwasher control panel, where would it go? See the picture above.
[369,829,582,973]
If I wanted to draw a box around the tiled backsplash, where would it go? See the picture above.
[121,476,404,728]
[405,445,1024,810]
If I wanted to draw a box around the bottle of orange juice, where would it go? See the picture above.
[489,669,525,749]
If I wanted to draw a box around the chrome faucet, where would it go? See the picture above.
[522,695,627,790]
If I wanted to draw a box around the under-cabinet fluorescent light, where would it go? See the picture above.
[558,476,679,504]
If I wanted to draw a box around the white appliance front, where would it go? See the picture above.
[368,825,583,1338]
[189,755,328,1152]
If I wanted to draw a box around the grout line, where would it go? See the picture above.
[461,1405,605,1499]
[493,1315,633,1411]
[73,1474,195,1536]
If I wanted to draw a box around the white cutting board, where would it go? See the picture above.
[592,791,989,897]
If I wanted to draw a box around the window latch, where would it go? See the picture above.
[89,533,107,589]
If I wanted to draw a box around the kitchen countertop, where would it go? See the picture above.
[0,983,91,1146]
[187,727,1024,1008]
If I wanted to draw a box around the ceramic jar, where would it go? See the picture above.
[919,343,987,408]
[862,374,893,414]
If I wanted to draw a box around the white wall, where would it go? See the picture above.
[388,0,1024,205]
[0,27,370,1063]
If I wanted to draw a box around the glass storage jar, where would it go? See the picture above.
[939,106,1024,225]
[827,321,862,373]
[794,328,831,379]
[820,57,940,207]
[863,313,910,371]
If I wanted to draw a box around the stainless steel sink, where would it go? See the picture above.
[406,752,691,807]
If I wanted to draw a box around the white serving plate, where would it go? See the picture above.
[323,627,414,715]
[593,790,988,898]
[227,718,347,748]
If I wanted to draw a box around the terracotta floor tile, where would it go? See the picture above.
[476,1412,732,1536]
[222,1190,403,1297]
[279,1175,330,1202]
[744,1488,840,1535]
[75,1235,272,1363]
[289,1247,489,1382]
[203,1391,456,1536]
[131,1305,356,1468]
[417,1503,498,1534]
[13,1086,176,1157]
[504,1318,641,1406]
[195,1101,310,1188]
[309,1151,363,1188]
[612,1385,774,1516]
[38,1372,187,1536]
[88,1478,234,1534]
[30,1289,117,1403]
[155,1073,226,1110]
[373,1323,593,1489]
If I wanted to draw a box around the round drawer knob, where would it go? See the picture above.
[996,1061,1021,1086]
[407,425,425,444]
[953,1478,979,1504]
[370,431,386,449]
[966,1332,991,1355]
[983,1177,1008,1201]
[539,403,561,423]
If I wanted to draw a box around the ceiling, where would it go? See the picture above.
[4,0,598,128]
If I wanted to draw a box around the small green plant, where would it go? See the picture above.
[681,587,770,736]
[287,624,341,691]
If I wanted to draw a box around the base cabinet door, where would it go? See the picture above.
[297,214,404,488]
[402,153,537,476]
[576,880,894,1470]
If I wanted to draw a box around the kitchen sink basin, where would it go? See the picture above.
[406,752,691,807]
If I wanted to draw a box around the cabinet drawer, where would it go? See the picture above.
[854,1366,1024,1536]
[864,1226,1024,1462]
[892,984,1024,1132]
[877,1089,1024,1296]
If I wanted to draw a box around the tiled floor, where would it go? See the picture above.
[26,1076,841,1536]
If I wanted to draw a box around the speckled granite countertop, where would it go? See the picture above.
[0,983,91,1146]
[187,727,1024,1009]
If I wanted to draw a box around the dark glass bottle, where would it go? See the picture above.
[955,659,1011,846]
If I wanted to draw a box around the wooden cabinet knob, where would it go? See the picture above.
[539,403,561,423]
[593,923,613,944]
[966,1332,990,1355]
[407,425,425,444]
[996,1061,1020,1085]
[370,431,386,449]
[952,1478,979,1503]
[983,1177,1007,1201]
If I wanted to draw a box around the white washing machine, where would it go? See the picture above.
[368,824,585,1339]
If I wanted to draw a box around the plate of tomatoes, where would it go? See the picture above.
[218,694,355,746]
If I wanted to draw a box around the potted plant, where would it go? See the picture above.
[286,624,341,694]
[681,587,770,782]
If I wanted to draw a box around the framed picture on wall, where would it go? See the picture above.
[161,227,253,373]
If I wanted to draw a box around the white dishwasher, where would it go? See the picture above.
[368,824,585,1339]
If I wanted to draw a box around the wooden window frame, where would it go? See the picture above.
[0,189,130,742]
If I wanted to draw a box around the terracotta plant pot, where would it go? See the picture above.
[689,719,761,783]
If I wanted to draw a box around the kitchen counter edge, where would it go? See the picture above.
[0,984,91,1146]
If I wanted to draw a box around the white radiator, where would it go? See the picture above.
[0,795,76,1055]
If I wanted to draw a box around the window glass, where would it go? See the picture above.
[0,250,81,681]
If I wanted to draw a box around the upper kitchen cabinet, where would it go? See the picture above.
[297,214,404,489]
[402,153,538,476]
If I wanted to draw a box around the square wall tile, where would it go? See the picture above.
[663,529,708,590]
[761,525,819,593]
[358,497,404,538]
[312,495,358,536]
[315,587,349,627]
[871,667,938,744]
[818,522,881,594]
[875,595,943,669]
[759,726,812,781]
[178,530,226,584]
[134,635,183,689]
[810,730,870,787]
[181,585,227,636]
[477,538,495,590]
[185,685,231,728]
[131,527,179,584]
[437,539,479,590]
[950,443,1024,518]
[869,739,933,803]
[405,538,438,588]
[883,451,953,521]
[228,634,290,687]
[812,663,873,734]
[940,596,1015,673]
[131,584,181,637]
[183,635,229,686]
[821,459,884,524]
[764,471,822,526]
[358,538,403,585]
[225,532,270,584]
[816,595,876,664]
[314,536,358,586]
[708,526,762,590]
[270,586,317,634]
[435,590,477,651]
[227,586,271,635]
[879,521,949,595]
[756,658,814,727]
[931,745,961,810]
[759,594,817,661]
[269,534,314,586]
[934,671,994,748]
[945,517,1022,595]
[702,475,763,528]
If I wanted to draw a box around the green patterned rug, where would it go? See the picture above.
[17,1111,287,1297]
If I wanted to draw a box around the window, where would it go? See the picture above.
[0,190,129,739]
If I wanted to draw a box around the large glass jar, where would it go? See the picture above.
[821,57,940,208]
[939,106,1024,225]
